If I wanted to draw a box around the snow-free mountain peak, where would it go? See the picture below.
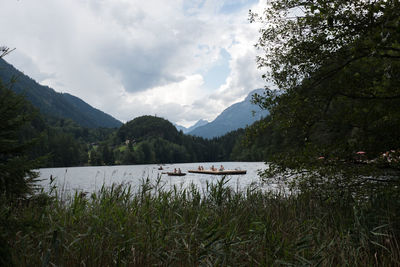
[188,89,268,139]
[174,119,209,133]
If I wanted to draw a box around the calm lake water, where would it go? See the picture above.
[37,162,279,195]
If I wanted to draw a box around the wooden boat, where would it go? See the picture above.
[188,169,246,175]
[166,172,186,176]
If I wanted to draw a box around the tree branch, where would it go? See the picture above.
[0,47,15,58]
[338,92,400,100]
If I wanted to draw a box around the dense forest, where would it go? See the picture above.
[0,83,255,168]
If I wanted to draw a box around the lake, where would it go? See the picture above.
[37,162,279,195]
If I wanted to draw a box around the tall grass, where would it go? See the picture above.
[1,176,399,266]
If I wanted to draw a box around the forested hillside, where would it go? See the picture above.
[0,58,122,128]
[37,114,254,167]
[110,115,249,165]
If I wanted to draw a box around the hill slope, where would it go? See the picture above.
[0,58,122,128]
[117,115,180,143]
[188,89,269,139]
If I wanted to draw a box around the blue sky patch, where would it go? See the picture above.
[219,0,259,14]
[202,48,231,90]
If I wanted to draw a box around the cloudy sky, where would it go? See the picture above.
[1,0,266,127]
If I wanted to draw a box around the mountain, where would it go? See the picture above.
[188,89,269,139]
[174,124,187,133]
[0,58,122,128]
[174,119,209,133]
[187,119,209,132]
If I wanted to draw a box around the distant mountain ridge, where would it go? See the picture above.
[187,119,209,132]
[0,58,122,128]
[175,119,208,133]
[188,89,269,139]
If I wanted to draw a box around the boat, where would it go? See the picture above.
[166,172,186,176]
[188,169,246,175]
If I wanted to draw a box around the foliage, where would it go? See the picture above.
[1,179,399,266]
[0,46,15,58]
[250,0,400,192]
[250,0,400,92]
[0,79,41,200]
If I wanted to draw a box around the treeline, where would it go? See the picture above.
[19,113,115,167]
[9,94,256,167]
[92,116,249,166]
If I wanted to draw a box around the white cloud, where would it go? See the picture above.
[0,0,266,127]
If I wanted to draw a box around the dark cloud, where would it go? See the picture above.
[0,0,266,126]
[101,46,185,92]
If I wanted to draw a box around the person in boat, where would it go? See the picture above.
[174,168,177,173]
[219,165,224,171]
[198,166,202,171]
[211,165,216,171]
[158,166,163,170]
[178,168,182,174]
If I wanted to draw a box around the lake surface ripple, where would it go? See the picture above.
[38,162,281,195]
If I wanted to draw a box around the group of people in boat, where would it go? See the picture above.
[197,165,224,171]
[158,165,182,174]
[173,168,182,174]
[214,165,225,171]
[162,165,227,174]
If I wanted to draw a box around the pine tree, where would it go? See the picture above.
[0,79,40,201]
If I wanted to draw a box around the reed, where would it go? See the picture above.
[1,177,399,266]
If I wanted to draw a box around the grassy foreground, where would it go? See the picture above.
[1,177,399,266]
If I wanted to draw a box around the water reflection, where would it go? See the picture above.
[38,162,277,195]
